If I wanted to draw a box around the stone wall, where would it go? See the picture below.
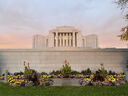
[0,48,128,74]
[33,35,47,49]
[86,35,98,48]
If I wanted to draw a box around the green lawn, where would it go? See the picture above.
[0,83,128,96]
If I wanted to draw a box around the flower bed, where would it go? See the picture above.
[0,74,53,87]
[0,60,127,87]
[79,74,126,86]
[0,73,126,86]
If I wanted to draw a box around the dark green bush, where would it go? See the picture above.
[49,70,61,75]
[108,70,117,75]
[24,62,40,85]
[95,68,107,75]
[71,70,80,75]
[2,72,12,76]
[81,68,92,75]
[92,74,105,82]
[14,72,24,75]
[41,72,48,75]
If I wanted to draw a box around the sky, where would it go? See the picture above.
[0,0,127,49]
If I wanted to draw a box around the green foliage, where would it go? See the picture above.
[119,26,128,41]
[49,70,61,75]
[24,66,35,77]
[81,68,92,75]
[71,70,80,75]
[2,72,12,76]
[14,72,24,75]
[23,62,40,85]
[100,67,107,75]
[96,68,107,75]
[116,0,128,41]
[61,60,71,77]
[95,64,107,76]
[108,70,117,75]
[41,72,48,75]
[92,74,105,82]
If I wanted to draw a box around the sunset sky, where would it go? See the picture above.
[0,0,127,49]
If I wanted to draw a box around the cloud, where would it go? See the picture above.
[0,0,127,48]
[0,0,45,33]
[0,34,32,49]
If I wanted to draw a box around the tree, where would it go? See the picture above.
[117,0,128,9]
[119,26,128,40]
[117,0,128,40]
[116,0,128,82]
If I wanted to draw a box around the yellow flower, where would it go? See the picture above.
[42,75,47,78]
[90,74,94,78]
[47,75,51,78]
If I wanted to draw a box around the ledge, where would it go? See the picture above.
[0,48,128,52]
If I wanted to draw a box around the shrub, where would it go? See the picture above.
[49,70,61,75]
[61,60,71,77]
[108,70,117,75]
[71,70,80,75]
[81,68,92,75]
[14,72,24,75]
[41,72,48,75]
[92,74,105,82]
[93,63,107,82]
[96,68,107,75]
[24,64,36,77]
[2,72,12,76]
[24,61,41,85]
[96,63,107,76]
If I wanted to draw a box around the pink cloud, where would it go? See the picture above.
[0,34,32,49]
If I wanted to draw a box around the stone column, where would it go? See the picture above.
[66,33,68,47]
[62,33,63,47]
[56,32,58,47]
[73,32,75,47]
[60,33,62,47]
[61,33,63,47]
[54,33,55,47]
[58,33,60,47]
[69,33,71,47]
[63,33,65,47]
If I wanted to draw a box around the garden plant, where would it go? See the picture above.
[0,61,127,87]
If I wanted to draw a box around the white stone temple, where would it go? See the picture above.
[32,26,98,49]
[0,26,128,74]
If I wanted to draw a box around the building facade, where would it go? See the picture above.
[0,48,128,74]
[32,26,98,49]
[0,26,128,74]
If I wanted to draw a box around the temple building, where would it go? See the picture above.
[32,26,98,49]
[0,26,128,74]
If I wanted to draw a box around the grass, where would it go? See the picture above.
[0,83,128,96]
